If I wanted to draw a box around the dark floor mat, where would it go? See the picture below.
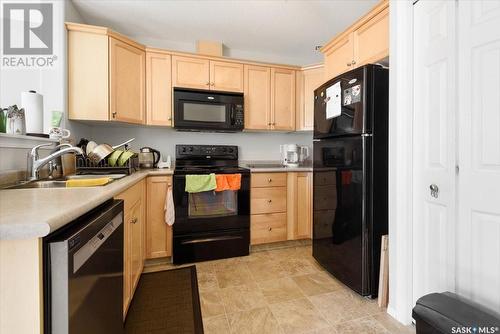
[125,266,204,334]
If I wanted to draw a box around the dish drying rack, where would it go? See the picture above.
[76,154,139,175]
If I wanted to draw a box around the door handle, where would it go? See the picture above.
[430,184,439,198]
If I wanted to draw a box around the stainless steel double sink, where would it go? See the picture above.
[4,174,127,189]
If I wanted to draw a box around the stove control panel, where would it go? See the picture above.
[176,145,238,160]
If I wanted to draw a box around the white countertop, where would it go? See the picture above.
[247,166,313,172]
[0,169,173,240]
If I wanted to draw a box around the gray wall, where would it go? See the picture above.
[87,124,312,161]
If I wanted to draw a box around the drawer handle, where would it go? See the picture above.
[268,178,272,182]
[268,227,272,232]
[268,199,272,203]
[130,217,138,224]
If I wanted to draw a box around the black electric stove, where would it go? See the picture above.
[172,145,250,264]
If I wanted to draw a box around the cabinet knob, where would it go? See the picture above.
[168,117,172,121]
[210,82,215,86]
[267,199,272,203]
[268,178,272,182]
[206,82,210,86]
[130,217,138,224]
[112,112,117,118]
[268,227,272,232]
[347,63,351,67]
[351,60,356,65]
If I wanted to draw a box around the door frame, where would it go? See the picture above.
[387,0,415,325]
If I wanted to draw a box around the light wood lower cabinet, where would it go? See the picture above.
[287,172,313,240]
[146,176,173,259]
[116,179,145,318]
[250,172,312,245]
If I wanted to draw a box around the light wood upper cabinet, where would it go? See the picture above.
[109,37,145,124]
[146,176,173,259]
[67,23,146,124]
[324,33,354,80]
[210,60,244,92]
[146,52,172,126]
[244,65,271,130]
[354,6,389,67]
[296,65,324,131]
[271,68,296,131]
[172,55,210,89]
[321,0,389,79]
[287,172,313,240]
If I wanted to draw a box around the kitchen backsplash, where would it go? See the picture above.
[87,124,313,161]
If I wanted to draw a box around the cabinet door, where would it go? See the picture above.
[324,32,354,79]
[172,55,210,90]
[146,52,172,126]
[109,37,145,124]
[295,173,312,239]
[210,60,244,92]
[271,68,296,131]
[129,198,143,294]
[353,7,389,66]
[296,66,324,131]
[244,65,271,130]
[146,176,173,259]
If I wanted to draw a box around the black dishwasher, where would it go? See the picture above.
[43,199,124,334]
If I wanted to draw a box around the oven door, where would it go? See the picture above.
[173,88,244,131]
[173,171,250,235]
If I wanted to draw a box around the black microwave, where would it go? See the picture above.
[173,88,244,132]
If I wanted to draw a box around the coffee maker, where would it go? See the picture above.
[280,144,309,167]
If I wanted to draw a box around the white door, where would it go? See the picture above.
[456,0,500,311]
[412,0,457,305]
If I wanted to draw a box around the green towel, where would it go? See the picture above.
[185,173,216,193]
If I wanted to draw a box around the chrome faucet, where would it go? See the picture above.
[28,143,83,181]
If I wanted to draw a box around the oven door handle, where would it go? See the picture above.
[181,235,243,244]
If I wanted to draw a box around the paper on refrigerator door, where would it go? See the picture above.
[326,82,341,119]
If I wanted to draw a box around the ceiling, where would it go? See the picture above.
[71,0,378,65]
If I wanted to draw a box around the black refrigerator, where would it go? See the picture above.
[312,64,388,297]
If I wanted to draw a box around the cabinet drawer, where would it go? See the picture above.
[251,173,287,188]
[251,187,287,214]
[251,213,287,245]
[116,180,144,213]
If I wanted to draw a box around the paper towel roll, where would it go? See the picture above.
[21,90,43,134]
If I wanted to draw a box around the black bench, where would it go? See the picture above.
[412,292,500,334]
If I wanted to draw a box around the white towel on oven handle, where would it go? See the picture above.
[164,183,175,226]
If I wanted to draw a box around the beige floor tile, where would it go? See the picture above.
[269,298,330,334]
[227,306,283,334]
[241,250,273,263]
[219,283,267,313]
[203,314,230,334]
[215,263,254,288]
[371,313,416,334]
[279,257,320,276]
[258,277,305,304]
[200,289,226,318]
[292,272,342,296]
[247,259,288,282]
[331,316,390,334]
[269,246,300,258]
[309,289,375,325]
[306,327,339,334]
[211,257,244,271]
[197,269,219,291]
[294,245,313,257]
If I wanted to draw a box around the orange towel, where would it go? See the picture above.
[215,174,242,191]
